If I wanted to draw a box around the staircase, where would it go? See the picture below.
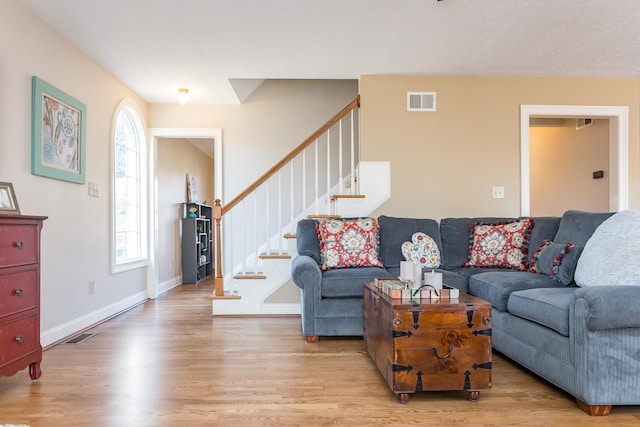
[209,97,391,315]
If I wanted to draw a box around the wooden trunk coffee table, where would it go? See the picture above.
[363,281,492,403]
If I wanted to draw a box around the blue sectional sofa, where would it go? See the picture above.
[290,210,640,415]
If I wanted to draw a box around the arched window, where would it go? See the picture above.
[111,100,147,272]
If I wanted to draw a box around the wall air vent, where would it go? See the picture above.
[407,92,436,112]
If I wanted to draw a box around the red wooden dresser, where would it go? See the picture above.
[0,215,46,380]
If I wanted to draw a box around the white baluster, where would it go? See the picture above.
[314,139,319,213]
[227,211,235,294]
[326,130,331,214]
[290,161,295,235]
[265,184,270,269]
[339,118,343,195]
[350,110,355,194]
[241,200,246,276]
[302,149,307,216]
[278,170,283,254]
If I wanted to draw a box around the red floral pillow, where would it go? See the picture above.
[464,219,534,271]
[316,217,384,270]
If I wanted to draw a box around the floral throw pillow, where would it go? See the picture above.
[401,232,441,268]
[316,217,384,270]
[464,219,534,271]
[530,240,581,285]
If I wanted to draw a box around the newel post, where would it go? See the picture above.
[213,199,224,297]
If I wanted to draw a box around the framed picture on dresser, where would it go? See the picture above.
[0,182,20,215]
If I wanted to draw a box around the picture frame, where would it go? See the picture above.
[31,76,86,184]
[186,173,199,203]
[0,182,20,215]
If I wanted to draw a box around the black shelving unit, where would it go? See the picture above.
[181,203,213,283]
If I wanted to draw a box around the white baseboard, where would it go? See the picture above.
[157,275,182,295]
[261,303,301,315]
[41,291,148,348]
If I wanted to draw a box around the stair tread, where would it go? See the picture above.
[307,214,341,219]
[330,194,366,201]
[208,293,242,300]
[233,273,267,280]
[283,233,297,239]
[259,253,291,259]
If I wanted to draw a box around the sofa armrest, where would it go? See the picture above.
[291,255,322,290]
[573,286,640,331]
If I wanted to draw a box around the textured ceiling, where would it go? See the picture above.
[19,0,640,104]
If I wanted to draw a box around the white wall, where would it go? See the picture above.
[1,0,150,345]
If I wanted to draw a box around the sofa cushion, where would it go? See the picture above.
[296,219,321,264]
[316,217,383,270]
[464,219,534,271]
[529,240,583,285]
[575,209,640,287]
[378,215,442,268]
[320,267,394,298]
[507,287,576,336]
[401,232,441,268]
[553,210,614,247]
[469,271,564,311]
[440,217,515,269]
[445,267,505,294]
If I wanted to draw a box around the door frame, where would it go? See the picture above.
[146,127,223,299]
[520,105,629,216]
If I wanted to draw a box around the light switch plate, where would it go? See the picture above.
[88,182,99,197]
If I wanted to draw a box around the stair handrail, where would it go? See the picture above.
[212,95,360,297]
[220,95,360,216]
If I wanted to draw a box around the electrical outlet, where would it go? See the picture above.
[491,186,505,199]
[88,281,95,295]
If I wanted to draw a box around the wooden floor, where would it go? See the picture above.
[1,281,639,427]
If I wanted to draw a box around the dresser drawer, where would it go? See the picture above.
[0,224,39,268]
[0,266,38,317]
[0,315,39,365]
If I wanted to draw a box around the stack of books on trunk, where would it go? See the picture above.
[373,278,459,301]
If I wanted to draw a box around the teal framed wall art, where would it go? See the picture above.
[31,76,86,184]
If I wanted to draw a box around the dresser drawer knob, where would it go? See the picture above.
[15,335,24,344]
[14,288,24,296]
[16,241,24,249]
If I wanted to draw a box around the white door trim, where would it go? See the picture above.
[146,127,223,299]
[520,105,629,216]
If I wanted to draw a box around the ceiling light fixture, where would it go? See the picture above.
[177,88,189,105]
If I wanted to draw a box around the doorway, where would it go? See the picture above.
[520,105,629,217]
[529,118,609,216]
[147,128,223,299]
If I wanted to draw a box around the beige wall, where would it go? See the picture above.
[359,76,640,220]
[157,138,214,283]
[530,119,610,216]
